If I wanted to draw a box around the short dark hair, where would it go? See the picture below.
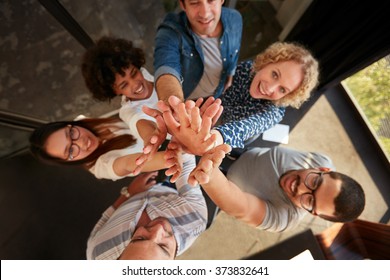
[324,172,365,223]
[81,36,145,102]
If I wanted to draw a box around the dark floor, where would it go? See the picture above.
[0,153,131,259]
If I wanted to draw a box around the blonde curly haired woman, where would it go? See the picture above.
[213,41,319,148]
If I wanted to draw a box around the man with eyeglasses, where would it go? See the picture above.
[188,145,366,232]
[86,152,207,259]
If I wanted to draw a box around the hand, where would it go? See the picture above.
[162,101,217,156]
[134,106,167,170]
[196,96,223,127]
[188,144,232,186]
[127,171,158,195]
[164,140,183,183]
[159,96,223,128]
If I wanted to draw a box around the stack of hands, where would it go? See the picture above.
[134,96,231,186]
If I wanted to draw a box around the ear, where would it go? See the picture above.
[318,167,331,172]
[179,0,185,11]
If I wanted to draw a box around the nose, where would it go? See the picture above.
[198,3,210,18]
[297,181,313,195]
[297,185,308,196]
[73,137,87,151]
[266,82,278,95]
[145,223,166,242]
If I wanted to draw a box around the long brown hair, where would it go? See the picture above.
[29,117,136,169]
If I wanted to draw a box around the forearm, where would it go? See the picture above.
[156,74,184,103]
[114,152,166,176]
[112,195,128,210]
[216,106,285,148]
[136,151,167,172]
[210,129,224,146]
[175,153,196,190]
[201,168,249,220]
[136,119,157,143]
[202,168,265,226]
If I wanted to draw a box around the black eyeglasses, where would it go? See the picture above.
[300,171,326,214]
[67,125,80,160]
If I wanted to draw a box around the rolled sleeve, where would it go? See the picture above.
[154,21,183,84]
[154,65,183,85]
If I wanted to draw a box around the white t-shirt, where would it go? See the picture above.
[88,121,144,181]
[119,68,159,141]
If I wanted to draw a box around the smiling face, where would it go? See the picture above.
[180,0,224,38]
[44,125,99,161]
[249,60,304,101]
[279,169,342,218]
[119,217,177,260]
[113,66,153,101]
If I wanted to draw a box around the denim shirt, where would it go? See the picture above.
[154,7,242,99]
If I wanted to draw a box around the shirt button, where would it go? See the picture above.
[235,49,238,53]
[190,53,193,57]
[220,41,223,44]
[223,58,226,61]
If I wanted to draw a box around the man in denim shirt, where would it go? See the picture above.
[154,0,242,102]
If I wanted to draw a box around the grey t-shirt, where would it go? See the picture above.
[227,146,335,232]
[188,36,222,100]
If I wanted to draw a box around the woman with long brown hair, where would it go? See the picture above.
[29,116,180,181]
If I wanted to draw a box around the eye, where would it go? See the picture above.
[272,71,278,79]
[306,195,314,208]
[158,243,170,255]
[313,175,322,189]
[301,193,314,211]
[279,87,286,94]
[69,127,78,140]
[131,236,145,242]
[68,146,75,160]
[130,68,137,77]
[69,126,80,140]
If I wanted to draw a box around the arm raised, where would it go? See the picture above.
[189,145,267,227]
[113,151,167,177]
[155,74,184,104]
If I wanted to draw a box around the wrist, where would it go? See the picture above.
[113,187,131,209]
[120,186,131,198]
[210,129,223,146]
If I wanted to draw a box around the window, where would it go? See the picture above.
[342,55,390,160]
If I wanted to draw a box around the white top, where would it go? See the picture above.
[88,122,144,181]
[119,68,159,141]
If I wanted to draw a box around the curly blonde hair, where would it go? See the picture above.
[252,42,319,109]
